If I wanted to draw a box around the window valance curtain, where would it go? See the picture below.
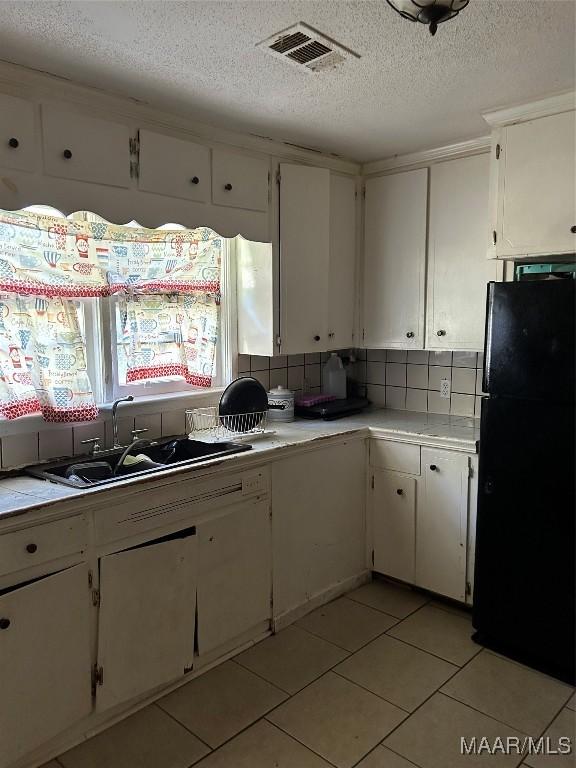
[0,209,222,297]
[0,208,224,421]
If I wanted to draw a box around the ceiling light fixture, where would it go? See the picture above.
[385,0,469,36]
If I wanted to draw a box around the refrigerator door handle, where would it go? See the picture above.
[482,282,495,395]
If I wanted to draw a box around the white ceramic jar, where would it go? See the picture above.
[267,385,295,422]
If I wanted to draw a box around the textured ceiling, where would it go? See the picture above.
[0,0,574,161]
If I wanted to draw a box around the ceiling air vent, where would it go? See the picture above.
[257,22,360,73]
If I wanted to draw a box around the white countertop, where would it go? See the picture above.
[0,408,479,522]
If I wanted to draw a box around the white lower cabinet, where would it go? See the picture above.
[196,497,272,658]
[95,529,197,712]
[0,564,92,768]
[272,440,366,621]
[416,448,468,601]
[372,471,416,584]
[371,440,473,603]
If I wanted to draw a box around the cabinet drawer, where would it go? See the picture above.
[42,105,131,187]
[138,129,210,202]
[212,149,269,211]
[370,439,420,475]
[0,93,37,172]
[0,515,86,578]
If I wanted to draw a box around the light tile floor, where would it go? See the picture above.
[46,579,574,768]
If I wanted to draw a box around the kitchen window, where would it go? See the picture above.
[0,206,234,422]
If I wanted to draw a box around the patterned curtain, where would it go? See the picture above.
[0,294,98,421]
[0,208,225,421]
[118,294,220,388]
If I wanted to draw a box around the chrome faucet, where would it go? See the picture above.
[111,395,134,448]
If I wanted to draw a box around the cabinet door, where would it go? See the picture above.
[328,174,356,349]
[42,105,131,188]
[372,470,416,584]
[138,129,210,202]
[197,498,271,656]
[212,149,269,211]
[0,565,92,767]
[279,163,330,354]
[0,93,36,172]
[427,154,498,350]
[417,448,468,601]
[96,529,197,711]
[272,440,366,620]
[363,170,427,349]
[497,111,576,257]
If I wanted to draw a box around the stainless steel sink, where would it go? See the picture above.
[26,436,252,488]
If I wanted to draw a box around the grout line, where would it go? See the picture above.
[263,719,341,768]
[153,702,214,753]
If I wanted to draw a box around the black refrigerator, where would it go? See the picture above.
[472,278,575,685]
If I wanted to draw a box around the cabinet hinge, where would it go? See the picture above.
[92,589,101,607]
[276,335,282,348]
[468,464,474,479]
[88,569,93,589]
[276,170,281,185]
[362,328,365,341]
[362,186,366,199]
[495,143,501,160]
[91,664,104,692]
[184,664,193,674]
[492,230,497,246]
[129,130,140,179]
[465,581,472,597]
[371,474,375,490]
[371,549,374,566]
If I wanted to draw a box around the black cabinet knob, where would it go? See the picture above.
[406,331,414,338]
[436,330,446,337]
[571,225,576,234]
[429,464,437,471]
[313,335,320,342]
[190,176,199,185]
[8,137,19,149]
[26,543,37,554]
[224,183,233,191]
[0,618,10,630]
[396,488,403,495]
[63,149,73,159]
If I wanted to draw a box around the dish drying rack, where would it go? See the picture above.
[186,407,276,442]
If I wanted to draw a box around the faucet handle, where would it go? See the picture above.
[131,428,148,442]
[81,437,101,455]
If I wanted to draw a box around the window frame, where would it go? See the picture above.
[90,239,235,404]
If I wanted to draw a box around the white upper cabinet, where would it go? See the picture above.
[492,110,576,257]
[42,105,131,188]
[279,163,330,354]
[212,149,269,211]
[328,173,357,350]
[138,129,210,202]
[363,169,428,349]
[0,93,36,172]
[427,154,498,351]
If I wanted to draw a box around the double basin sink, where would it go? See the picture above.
[27,436,252,488]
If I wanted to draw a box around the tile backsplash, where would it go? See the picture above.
[238,348,485,419]
[238,351,351,395]
[0,350,483,470]
[352,349,485,418]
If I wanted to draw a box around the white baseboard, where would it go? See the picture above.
[272,570,371,632]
